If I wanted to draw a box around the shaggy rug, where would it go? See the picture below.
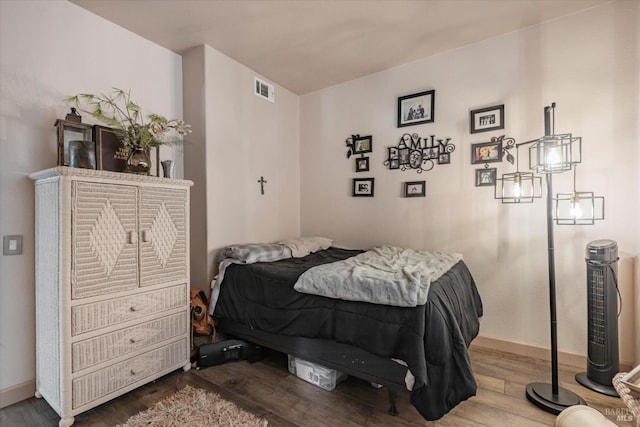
[117,385,268,427]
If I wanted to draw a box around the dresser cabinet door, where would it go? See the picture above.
[138,187,188,287]
[72,182,139,299]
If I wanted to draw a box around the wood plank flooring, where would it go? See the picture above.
[1,345,635,426]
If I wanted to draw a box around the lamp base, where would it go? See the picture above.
[526,382,587,415]
[575,372,619,397]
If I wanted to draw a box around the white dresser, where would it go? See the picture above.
[29,167,193,427]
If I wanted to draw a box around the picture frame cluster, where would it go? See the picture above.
[348,89,509,195]
[469,104,507,187]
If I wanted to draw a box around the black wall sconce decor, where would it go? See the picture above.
[384,133,454,173]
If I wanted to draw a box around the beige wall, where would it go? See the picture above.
[300,1,639,363]
[182,45,301,287]
[0,0,184,406]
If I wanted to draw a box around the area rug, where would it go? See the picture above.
[117,385,268,427]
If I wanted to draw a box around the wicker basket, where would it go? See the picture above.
[613,369,640,426]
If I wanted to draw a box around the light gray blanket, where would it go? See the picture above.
[293,245,462,307]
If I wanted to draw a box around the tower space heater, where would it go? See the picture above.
[576,239,619,397]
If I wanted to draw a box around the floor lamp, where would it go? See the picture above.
[495,103,604,414]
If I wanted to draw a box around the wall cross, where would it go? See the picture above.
[257,176,267,195]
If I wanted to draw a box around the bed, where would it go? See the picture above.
[208,239,483,421]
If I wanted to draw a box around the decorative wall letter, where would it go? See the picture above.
[384,133,455,174]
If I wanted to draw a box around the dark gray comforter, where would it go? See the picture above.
[213,247,483,420]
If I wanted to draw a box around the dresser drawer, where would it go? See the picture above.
[72,338,188,409]
[71,285,186,336]
[72,311,187,372]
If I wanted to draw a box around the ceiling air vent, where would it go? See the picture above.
[254,76,275,103]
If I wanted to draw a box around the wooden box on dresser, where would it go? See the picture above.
[29,167,193,427]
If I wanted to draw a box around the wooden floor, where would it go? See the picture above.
[1,345,634,426]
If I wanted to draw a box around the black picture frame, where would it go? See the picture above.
[353,135,373,155]
[438,153,451,164]
[68,140,96,170]
[476,168,497,186]
[404,181,425,197]
[470,104,504,134]
[424,146,439,160]
[352,177,374,197]
[471,141,503,164]
[355,157,370,172]
[398,90,435,128]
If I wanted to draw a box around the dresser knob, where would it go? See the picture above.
[129,306,138,312]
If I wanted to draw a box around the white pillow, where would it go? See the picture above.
[219,243,291,263]
[278,236,333,258]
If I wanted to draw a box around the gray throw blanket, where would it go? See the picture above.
[294,245,462,307]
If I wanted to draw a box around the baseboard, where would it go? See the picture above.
[471,335,633,371]
[0,379,35,409]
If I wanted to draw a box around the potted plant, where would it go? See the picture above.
[66,88,191,175]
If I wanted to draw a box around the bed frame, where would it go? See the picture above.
[211,247,482,420]
[218,317,408,415]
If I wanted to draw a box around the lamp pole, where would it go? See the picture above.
[525,105,586,414]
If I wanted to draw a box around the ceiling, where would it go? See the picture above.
[71,0,609,95]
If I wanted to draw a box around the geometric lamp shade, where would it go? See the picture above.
[495,171,542,203]
[529,133,582,174]
[553,191,605,225]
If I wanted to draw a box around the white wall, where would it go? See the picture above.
[300,1,639,363]
[0,0,184,406]
[182,45,300,287]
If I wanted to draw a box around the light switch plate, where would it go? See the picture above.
[3,235,23,255]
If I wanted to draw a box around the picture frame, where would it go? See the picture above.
[399,148,410,164]
[398,89,435,128]
[353,135,373,155]
[471,141,503,164]
[470,104,504,134]
[438,153,451,164]
[404,181,425,197]
[475,167,497,187]
[68,140,96,170]
[424,146,439,160]
[355,157,370,172]
[352,177,375,197]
